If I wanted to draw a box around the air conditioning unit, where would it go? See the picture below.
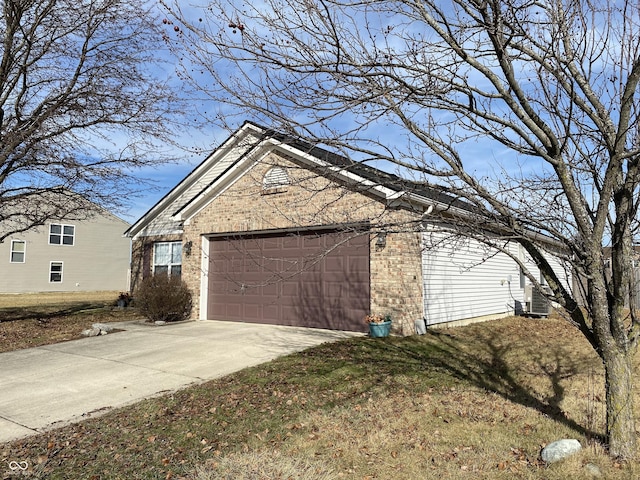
[524,285,551,317]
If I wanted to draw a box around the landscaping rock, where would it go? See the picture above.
[82,323,115,337]
[81,327,101,337]
[541,439,582,463]
[92,323,114,333]
[584,463,602,478]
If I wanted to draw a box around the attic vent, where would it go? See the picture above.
[263,167,289,191]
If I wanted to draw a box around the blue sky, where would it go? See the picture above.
[119,124,226,223]
[117,0,580,226]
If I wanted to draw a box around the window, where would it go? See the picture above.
[49,224,75,245]
[262,167,289,191]
[153,242,182,276]
[10,240,26,263]
[50,261,63,282]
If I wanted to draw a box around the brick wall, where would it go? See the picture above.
[176,151,424,335]
[370,222,424,336]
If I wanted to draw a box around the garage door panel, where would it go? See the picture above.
[325,281,344,298]
[208,230,370,332]
[243,304,260,319]
[262,237,280,250]
[262,258,281,274]
[349,255,368,270]
[350,282,370,299]
[226,304,242,318]
[325,256,344,272]
[282,236,300,249]
[245,260,262,272]
[262,283,278,296]
[263,303,279,319]
[281,281,298,297]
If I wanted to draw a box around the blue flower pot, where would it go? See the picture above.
[369,320,392,338]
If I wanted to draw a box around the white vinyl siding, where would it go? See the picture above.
[10,240,26,263]
[422,230,518,326]
[517,245,572,292]
[422,229,573,326]
[138,138,255,237]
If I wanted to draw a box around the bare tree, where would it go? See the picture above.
[0,0,185,241]
[165,0,640,458]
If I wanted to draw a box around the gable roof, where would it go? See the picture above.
[125,121,470,239]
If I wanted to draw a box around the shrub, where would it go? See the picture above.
[135,274,192,322]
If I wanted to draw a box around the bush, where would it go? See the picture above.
[135,274,193,323]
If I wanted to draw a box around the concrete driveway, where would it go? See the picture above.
[0,320,358,444]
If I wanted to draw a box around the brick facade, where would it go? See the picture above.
[370,226,424,336]
[192,152,422,334]
[133,150,425,335]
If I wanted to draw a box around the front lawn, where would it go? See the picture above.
[1,314,638,479]
[0,291,141,352]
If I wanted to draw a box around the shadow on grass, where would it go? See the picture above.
[294,325,602,442]
[0,302,109,323]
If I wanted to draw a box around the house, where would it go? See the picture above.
[125,121,571,334]
[0,200,131,294]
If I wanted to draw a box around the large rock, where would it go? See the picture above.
[92,323,114,333]
[81,323,115,337]
[541,439,582,463]
[81,327,101,337]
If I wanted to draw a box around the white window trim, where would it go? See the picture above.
[10,240,26,263]
[49,261,63,283]
[49,223,75,246]
[153,241,182,276]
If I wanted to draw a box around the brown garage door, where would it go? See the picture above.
[207,230,370,332]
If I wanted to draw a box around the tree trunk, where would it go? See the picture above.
[604,347,636,459]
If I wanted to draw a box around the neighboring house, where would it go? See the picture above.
[579,246,640,310]
[0,205,131,294]
[126,121,571,334]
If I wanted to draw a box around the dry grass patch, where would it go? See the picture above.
[0,291,121,309]
[189,451,335,479]
[1,316,638,479]
[0,291,141,352]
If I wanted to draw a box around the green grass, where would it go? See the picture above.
[1,316,638,479]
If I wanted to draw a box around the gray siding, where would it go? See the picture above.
[0,213,130,293]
